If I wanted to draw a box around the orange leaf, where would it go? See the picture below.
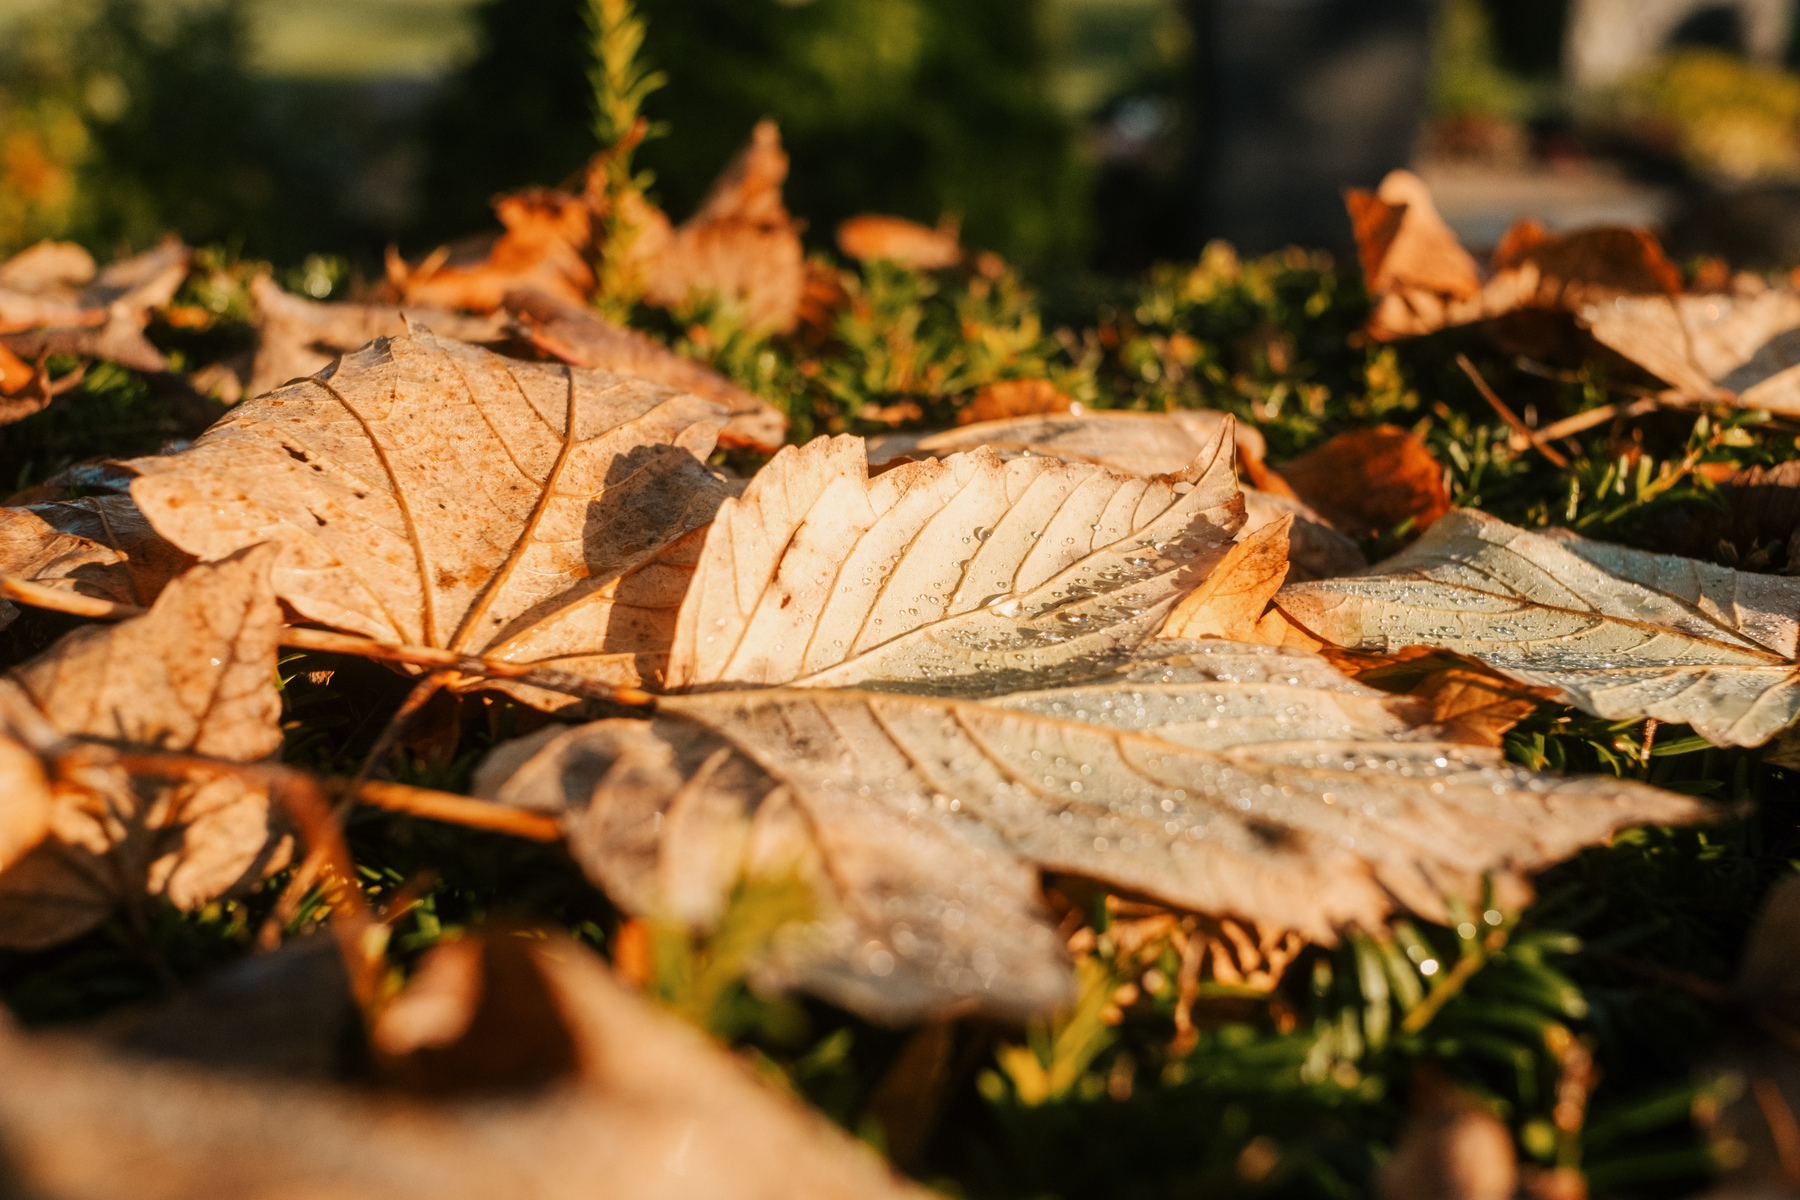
[956,378,1074,425]
[1276,425,1450,540]
[1161,514,1292,643]
[836,214,963,270]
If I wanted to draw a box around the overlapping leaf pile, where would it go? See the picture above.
[4,42,1800,1200]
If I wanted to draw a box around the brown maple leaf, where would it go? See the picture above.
[126,329,734,701]
[391,189,596,313]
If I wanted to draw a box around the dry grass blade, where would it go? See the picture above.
[126,328,733,703]
[1454,354,1570,468]
[1277,508,1800,747]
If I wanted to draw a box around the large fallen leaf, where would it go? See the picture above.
[125,329,733,699]
[866,411,1366,581]
[478,431,1704,1021]
[0,931,928,1200]
[1276,508,1800,748]
[1276,424,1451,540]
[665,426,1246,692]
[481,639,1704,1022]
[640,120,806,335]
[505,286,786,452]
[247,274,508,398]
[0,545,291,949]
[392,189,595,312]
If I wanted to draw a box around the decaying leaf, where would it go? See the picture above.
[640,120,806,335]
[476,431,1705,1020]
[1276,424,1451,541]
[665,427,1245,692]
[0,929,928,1200]
[837,214,964,271]
[1277,508,1800,748]
[505,286,787,451]
[0,492,197,628]
[1346,170,1482,303]
[126,329,733,700]
[392,189,596,312]
[248,274,509,398]
[0,545,291,949]
[868,411,1366,581]
[0,508,127,633]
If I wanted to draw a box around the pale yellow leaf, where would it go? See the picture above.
[1161,514,1292,642]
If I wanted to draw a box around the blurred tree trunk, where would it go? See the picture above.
[1181,0,1435,259]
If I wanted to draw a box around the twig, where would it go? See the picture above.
[1535,397,1661,444]
[345,779,562,841]
[1456,354,1570,468]
[0,576,655,708]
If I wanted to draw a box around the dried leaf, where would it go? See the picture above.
[1277,424,1451,540]
[1346,170,1482,300]
[837,214,963,270]
[642,120,806,334]
[505,285,786,451]
[0,545,290,949]
[15,494,196,608]
[393,190,595,312]
[483,640,1703,1020]
[1277,508,1800,747]
[665,428,1246,692]
[0,507,127,632]
[1160,514,1292,643]
[248,274,509,397]
[479,433,1701,1018]
[1669,459,1800,569]
[126,330,733,702]
[864,411,1365,581]
[1578,282,1800,412]
[0,238,188,333]
[0,930,929,1200]
[956,378,1075,425]
[0,731,51,872]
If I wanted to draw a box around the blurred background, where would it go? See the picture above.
[3,0,1800,278]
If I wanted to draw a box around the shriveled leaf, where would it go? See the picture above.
[247,275,509,397]
[483,640,1704,1021]
[505,286,787,451]
[0,545,291,949]
[837,214,964,270]
[1277,508,1800,747]
[1277,424,1451,540]
[392,190,594,312]
[640,120,806,335]
[864,410,1364,580]
[126,329,733,701]
[665,427,1246,692]
[1160,514,1292,643]
[0,931,928,1200]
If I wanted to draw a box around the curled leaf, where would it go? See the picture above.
[1277,508,1800,747]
